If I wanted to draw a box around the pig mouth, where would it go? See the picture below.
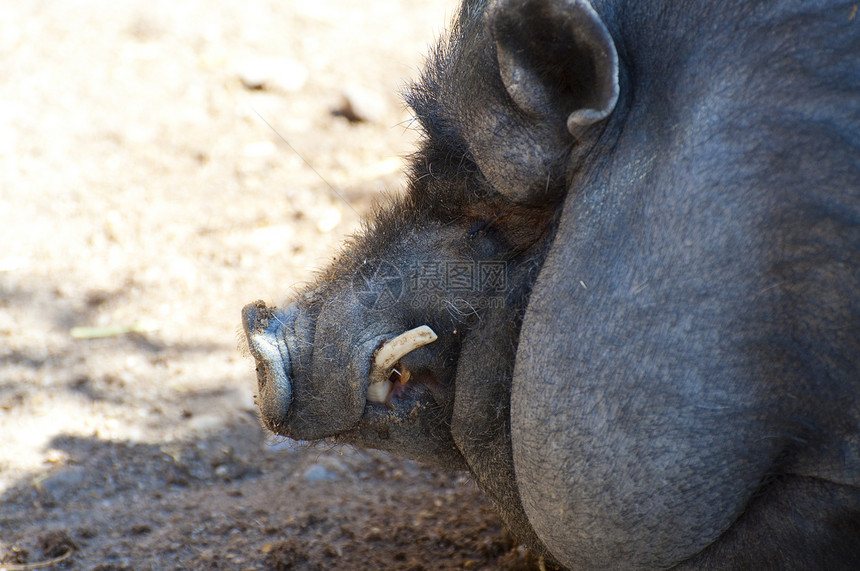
[243,300,445,435]
[366,325,438,404]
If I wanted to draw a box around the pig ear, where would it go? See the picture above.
[472,0,618,202]
[490,0,619,137]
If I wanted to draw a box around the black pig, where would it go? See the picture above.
[243,0,860,568]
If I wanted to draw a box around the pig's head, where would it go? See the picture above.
[245,204,544,461]
[242,159,554,468]
[243,0,619,470]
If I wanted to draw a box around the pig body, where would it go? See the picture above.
[243,0,860,568]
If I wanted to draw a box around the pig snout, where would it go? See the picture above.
[242,300,295,430]
[242,298,443,438]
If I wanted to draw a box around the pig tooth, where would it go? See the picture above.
[366,380,393,403]
[369,325,437,387]
[394,367,411,385]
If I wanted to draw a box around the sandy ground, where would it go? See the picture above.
[0,1,544,568]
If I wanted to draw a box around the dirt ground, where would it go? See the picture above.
[0,1,544,568]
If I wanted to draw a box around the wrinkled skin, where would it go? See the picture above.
[243,0,860,568]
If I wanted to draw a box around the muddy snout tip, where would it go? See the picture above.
[241,300,293,426]
[241,300,271,335]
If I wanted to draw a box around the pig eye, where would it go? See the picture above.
[467,219,493,238]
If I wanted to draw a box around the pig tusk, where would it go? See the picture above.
[369,325,437,386]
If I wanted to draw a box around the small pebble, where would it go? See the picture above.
[316,206,341,233]
[187,414,223,434]
[250,224,295,256]
[243,141,276,157]
[237,57,308,92]
[334,85,388,123]
[38,467,87,501]
[302,464,339,483]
